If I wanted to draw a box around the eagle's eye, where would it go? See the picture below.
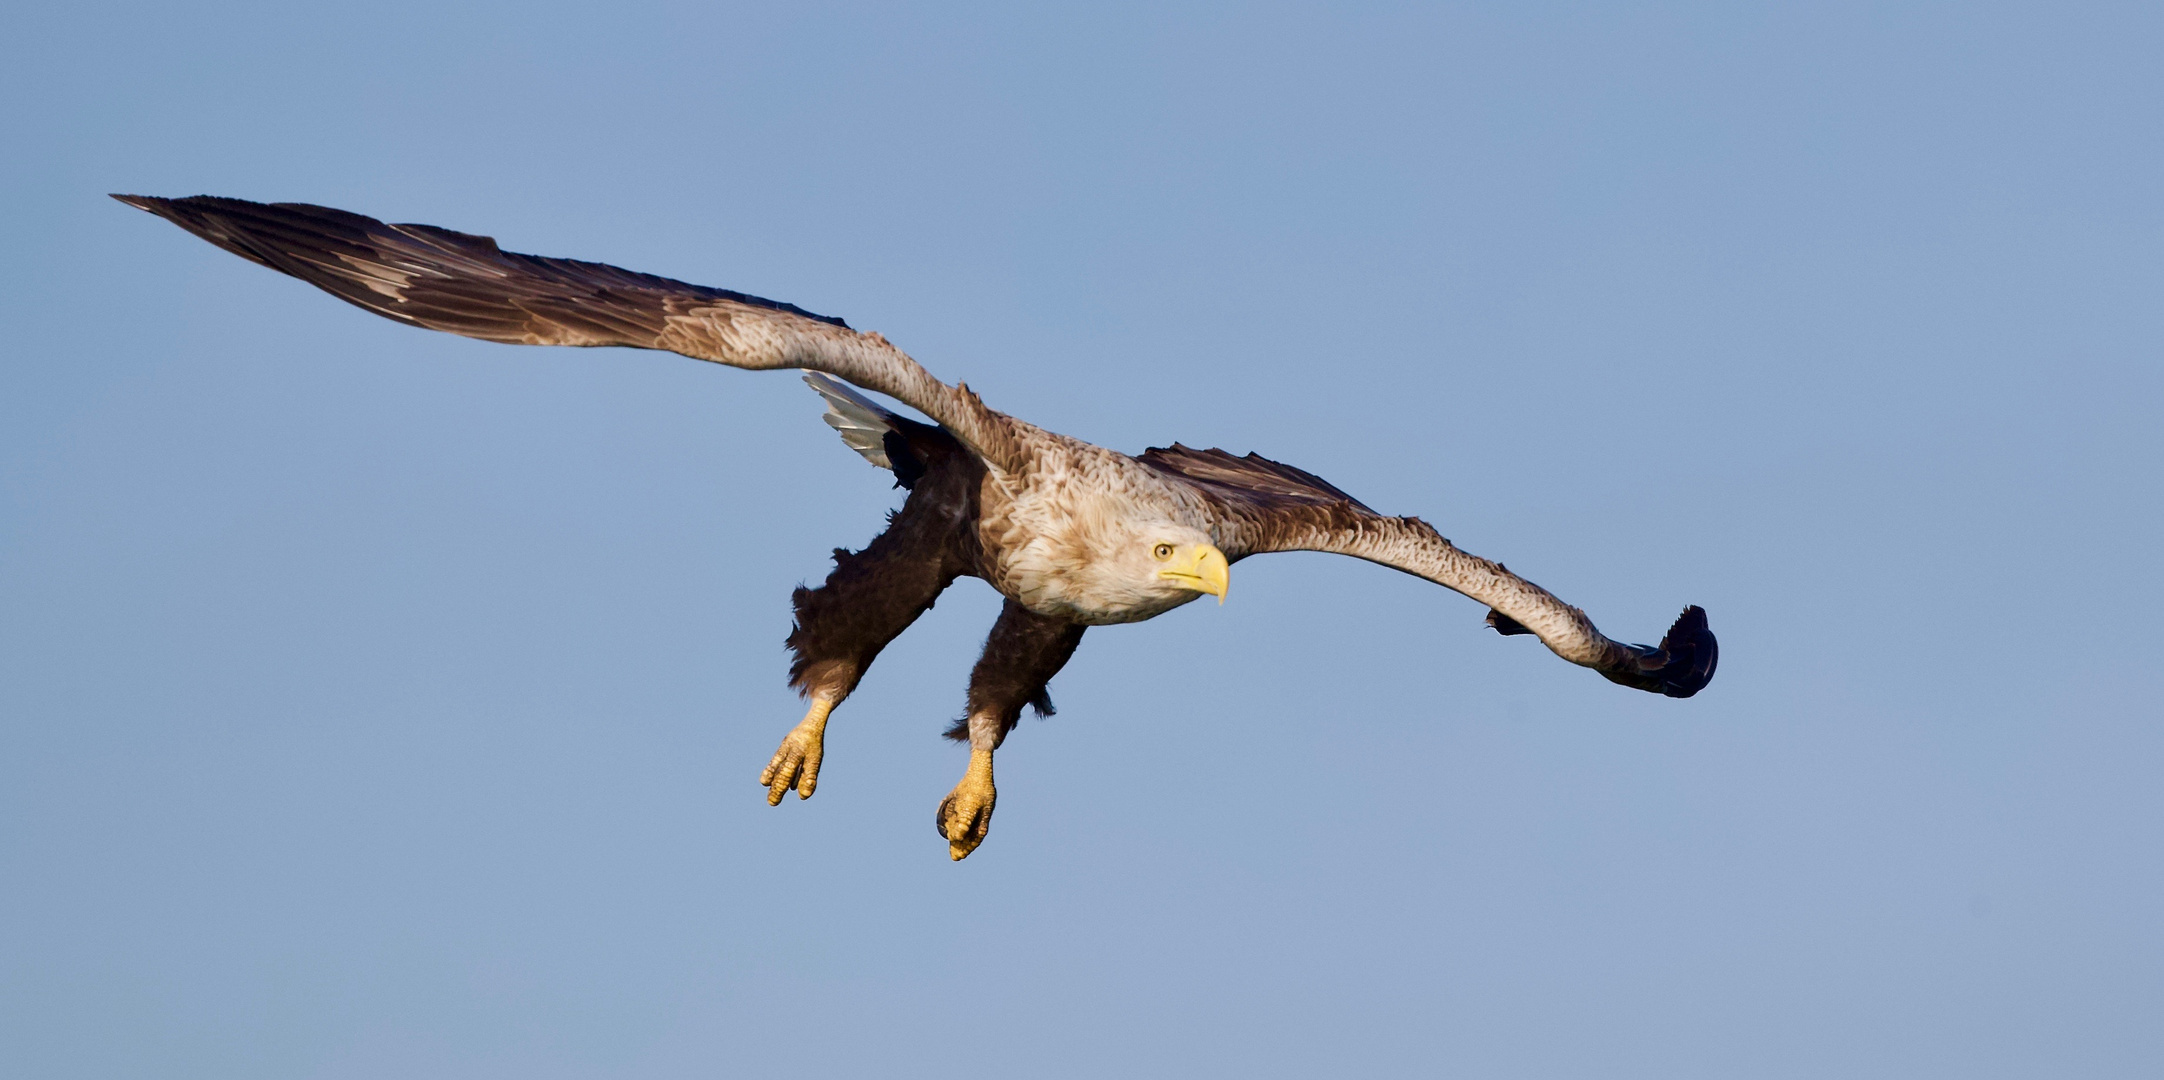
[1152,543,1175,560]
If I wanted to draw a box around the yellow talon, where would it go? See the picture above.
[937,748,997,860]
[760,697,834,805]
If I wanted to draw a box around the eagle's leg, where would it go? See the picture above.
[767,491,969,805]
[938,599,1087,860]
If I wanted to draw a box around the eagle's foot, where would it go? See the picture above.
[936,749,997,861]
[760,698,834,805]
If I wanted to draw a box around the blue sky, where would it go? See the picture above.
[4,3,2160,1076]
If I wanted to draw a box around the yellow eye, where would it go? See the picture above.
[1153,543,1175,560]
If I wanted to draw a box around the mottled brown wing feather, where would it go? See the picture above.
[1141,444,1717,697]
[1136,443,1374,511]
[113,194,1026,471]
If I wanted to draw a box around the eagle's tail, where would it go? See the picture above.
[803,373,937,489]
[805,373,896,466]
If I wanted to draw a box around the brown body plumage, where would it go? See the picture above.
[115,193,1718,860]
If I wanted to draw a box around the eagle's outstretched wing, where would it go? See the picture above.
[111,194,1026,471]
[1137,444,1717,697]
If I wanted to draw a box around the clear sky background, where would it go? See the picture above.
[4,2,2160,1077]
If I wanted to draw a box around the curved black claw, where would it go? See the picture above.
[1600,605,1718,698]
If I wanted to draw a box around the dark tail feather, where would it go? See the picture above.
[1486,608,1535,636]
[1600,605,1719,698]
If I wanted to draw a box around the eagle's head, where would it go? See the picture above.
[1025,520,1228,624]
[1143,529,1231,604]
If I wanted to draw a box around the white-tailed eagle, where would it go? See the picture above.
[115,194,1717,860]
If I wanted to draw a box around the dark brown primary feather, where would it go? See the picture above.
[1596,605,1718,698]
[110,194,848,342]
[112,193,1030,472]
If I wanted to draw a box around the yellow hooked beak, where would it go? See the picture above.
[1158,543,1230,604]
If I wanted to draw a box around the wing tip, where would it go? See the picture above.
[1600,605,1718,698]
[111,193,177,216]
[1651,605,1718,698]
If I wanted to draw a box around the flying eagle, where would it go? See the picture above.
[114,194,1718,860]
